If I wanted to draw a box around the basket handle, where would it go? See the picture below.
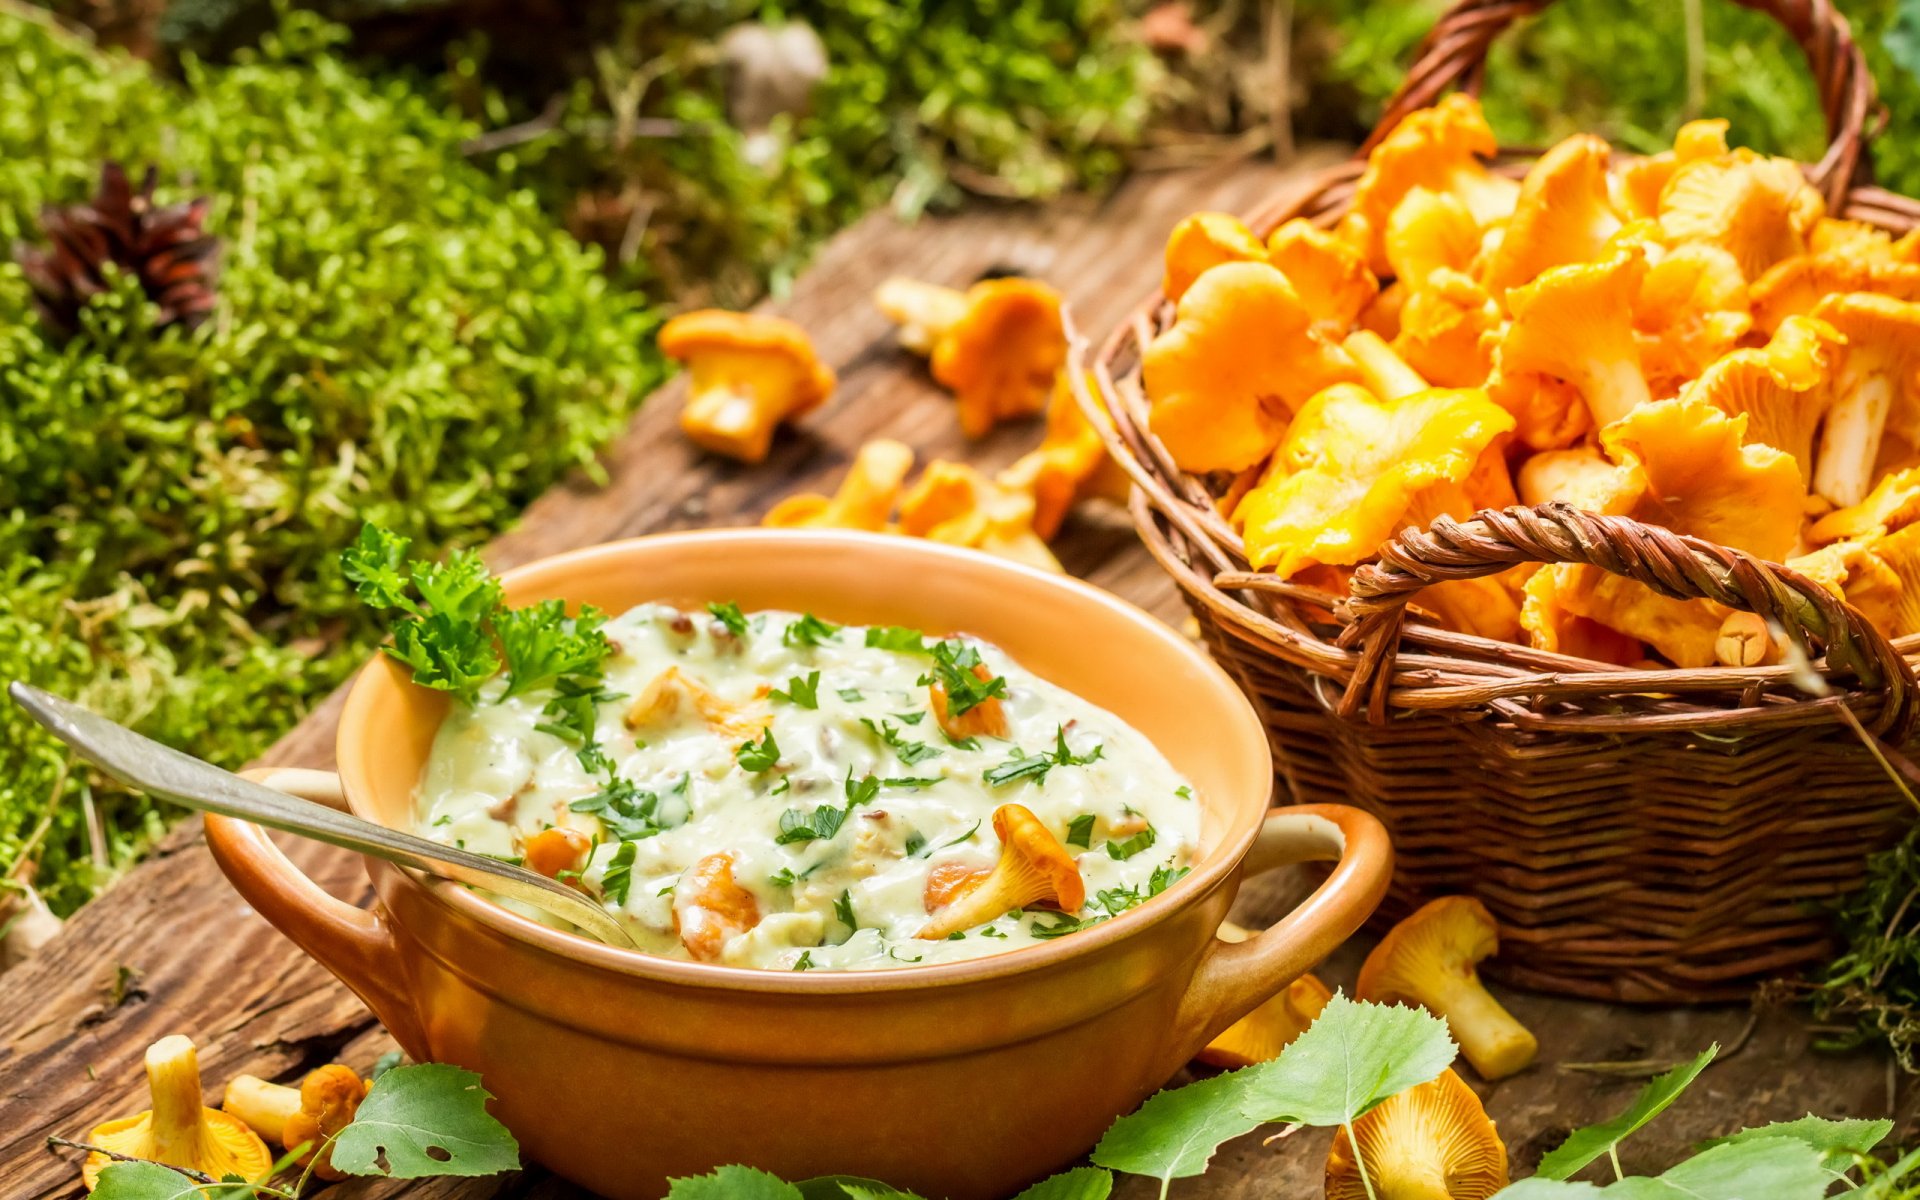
[1336,502,1918,735]
[1365,0,1877,207]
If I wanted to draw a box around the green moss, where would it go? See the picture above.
[0,9,661,913]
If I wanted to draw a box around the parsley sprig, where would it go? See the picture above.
[984,726,1104,788]
[920,639,1008,716]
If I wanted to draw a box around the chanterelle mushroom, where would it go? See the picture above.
[1495,245,1651,429]
[763,439,916,531]
[1809,293,1920,508]
[1325,1069,1508,1200]
[1195,921,1333,1068]
[1356,897,1538,1080]
[83,1035,273,1190]
[1481,133,1622,295]
[997,372,1130,539]
[1339,93,1520,274]
[1162,211,1267,303]
[874,276,1066,437]
[1142,260,1361,472]
[223,1064,369,1181]
[919,804,1084,939]
[658,309,836,463]
[899,459,1064,574]
[1267,218,1379,337]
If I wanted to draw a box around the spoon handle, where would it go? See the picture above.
[8,682,638,950]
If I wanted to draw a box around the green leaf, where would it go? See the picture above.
[783,613,842,648]
[669,1165,804,1200]
[1888,0,1920,88]
[864,626,930,654]
[1534,1046,1717,1180]
[737,728,782,772]
[795,1180,924,1200]
[771,671,821,709]
[1090,1069,1265,1186]
[707,602,751,638]
[1698,1114,1890,1173]
[1236,992,1457,1127]
[495,600,609,698]
[1011,1168,1112,1200]
[329,1063,520,1178]
[1495,1132,1832,1200]
[92,1163,252,1200]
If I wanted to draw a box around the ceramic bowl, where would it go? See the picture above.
[205,530,1391,1199]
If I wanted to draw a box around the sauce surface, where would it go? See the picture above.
[415,604,1199,970]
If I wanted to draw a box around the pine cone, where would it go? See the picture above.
[14,162,219,338]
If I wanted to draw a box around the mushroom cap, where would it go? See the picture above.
[1526,397,1803,667]
[658,309,836,409]
[1195,936,1333,1069]
[1344,94,1518,273]
[1482,133,1622,294]
[998,372,1125,539]
[764,438,915,531]
[1657,152,1824,280]
[85,1035,273,1191]
[1267,218,1380,337]
[1633,243,1754,397]
[1392,270,1500,389]
[283,1064,370,1181]
[1485,370,1592,452]
[1839,524,1920,638]
[1520,567,1647,666]
[1234,383,1513,578]
[1325,1070,1508,1200]
[1618,119,1731,219]
[1680,314,1842,482]
[918,803,1084,939]
[930,278,1065,438]
[1162,211,1267,303]
[1750,254,1920,335]
[1496,245,1650,429]
[1384,187,1481,286]
[1517,446,1632,511]
[1356,896,1501,1004]
[899,460,1063,573]
[673,852,761,962]
[1142,260,1361,472]
[1811,465,1920,544]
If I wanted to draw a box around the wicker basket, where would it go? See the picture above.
[1081,0,1920,1003]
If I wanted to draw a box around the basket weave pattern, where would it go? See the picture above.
[1083,0,1920,1002]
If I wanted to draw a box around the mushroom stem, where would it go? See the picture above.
[1814,372,1893,508]
[1714,611,1780,667]
[875,277,968,355]
[1431,976,1538,1081]
[221,1076,301,1146]
[144,1036,211,1165]
[1343,330,1428,400]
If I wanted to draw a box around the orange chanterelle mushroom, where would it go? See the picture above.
[875,275,1066,437]
[1325,1069,1508,1200]
[1194,921,1333,1068]
[82,1035,274,1191]
[1356,897,1538,1081]
[223,1064,370,1181]
[658,309,836,463]
[919,804,1085,939]
[674,852,761,961]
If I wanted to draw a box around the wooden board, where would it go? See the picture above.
[0,150,1911,1200]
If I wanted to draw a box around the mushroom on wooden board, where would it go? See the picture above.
[1193,921,1332,1068]
[82,1035,273,1190]
[659,309,836,463]
[1325,1069,1508,1200]
[874,276,1066,437]
[919,804,1084,939]
[763,439,916,532]
[223,1064,369,1181]
[1356,897,1538,1081]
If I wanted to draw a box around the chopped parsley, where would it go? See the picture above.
[884,776,943,791]
[783,613,841,648]
[943,820,981,847]
[568,778,664,841]
[793,950,815,972]
[920,640,1008,716]
[984,726,1104,788]
[770,867,798,888]
[737,728,781,772]
[600,842,638,905]
[1105,824,1158,861]
[865,625,930,654]
[1175,784,1194,801]
[1151,864,1190,894]
[775,770,876,845]
[534,676,623,755]
[887,947,924,964]
[892,710,927,725]
[771,671,820,709]
[904,831,928,857]
[837,687,864,703]
[1065,814,1096,849]
[1028,911,1103,939]
[861,717,940,765]
[942,731,982,751]
[706,601,750,637]
[496,599,612,698]
[834,889,858,933]
[980,926,1008,939]
[945,930,966,941]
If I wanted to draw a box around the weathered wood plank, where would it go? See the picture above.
[1,149,1910,1200]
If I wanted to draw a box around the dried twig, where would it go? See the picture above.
[45,1136,217,1184]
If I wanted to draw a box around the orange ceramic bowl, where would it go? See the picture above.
[205,531,1390,1199]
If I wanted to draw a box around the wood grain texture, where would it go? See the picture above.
[1,151,1911,1200]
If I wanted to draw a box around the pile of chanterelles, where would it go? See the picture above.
[1145,93,1920,669]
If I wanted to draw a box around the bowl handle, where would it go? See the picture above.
[1164,803,1392,1071]
[204,767,428,1057]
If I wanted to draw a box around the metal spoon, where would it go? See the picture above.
[9,682,640,950]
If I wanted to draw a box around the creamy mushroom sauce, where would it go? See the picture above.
[414,604,1199,970]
